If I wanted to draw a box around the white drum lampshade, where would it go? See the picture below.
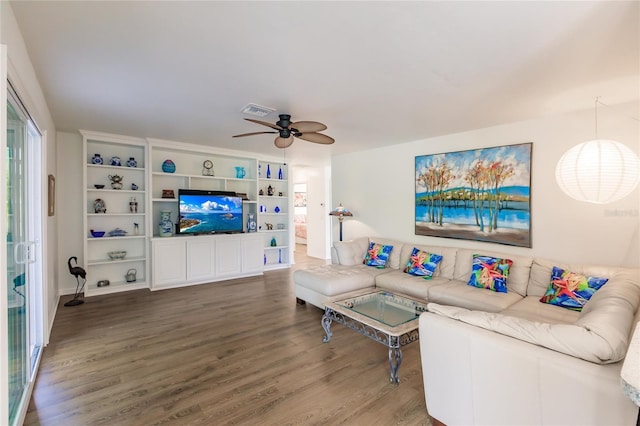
[555,139,640,204]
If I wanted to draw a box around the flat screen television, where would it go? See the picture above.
[178,189,244,235]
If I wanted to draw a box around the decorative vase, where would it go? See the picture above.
[162,159,176,173]
[264,254,267,265]
[91,153,103,165]
[235,166,246,179]
[278,167,283,180]
[110,156,122,166]
[247,213,257,233]
[266,164,271,179]
[129,197,138,213]
[159,211,173,237]
[108,174,124,190]
[278,249,282,264]
[127,157,137,167]
[270,237,277,247]
[274,206,280,213]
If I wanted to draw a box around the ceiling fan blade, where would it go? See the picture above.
[244,118,283,131]
[291,121,327,133]
[296,132,335,144]
[232,131,277,138]
[274,136,294,148]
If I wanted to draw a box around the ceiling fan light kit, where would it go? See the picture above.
[233,114,334,148]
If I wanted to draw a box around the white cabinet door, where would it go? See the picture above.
[242,234,264,274]
[152,238,186,287]
[215,236,242,277]
[187,237,216,281]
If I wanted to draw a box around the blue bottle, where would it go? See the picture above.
[266,164,271,179]
[278,167,283,180]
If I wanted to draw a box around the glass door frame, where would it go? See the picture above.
[1,42,10,426]
[2,56,47,426]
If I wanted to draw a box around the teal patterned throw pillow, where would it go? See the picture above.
[403,248,443,279]
[467,254,513,293]
[539,266,608,311]
[363,242,393,268]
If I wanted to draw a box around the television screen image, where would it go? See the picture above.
[178,190,243,234]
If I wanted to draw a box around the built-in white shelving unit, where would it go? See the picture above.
[257,161,290,270]
[81,130,149,296]
[80,133,293,296]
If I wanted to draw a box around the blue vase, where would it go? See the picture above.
[110,156,122,166]
[247,214,257,233]
[266,164,271,179]
[158,211,173,237]
[162,159,176,173]
[91,153,103,165]
[278,167,283,180]
[274,206,280,213]
[127,157,137,167]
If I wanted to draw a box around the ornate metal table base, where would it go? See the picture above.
[322,306,419,383]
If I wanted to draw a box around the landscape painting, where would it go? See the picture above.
[415,143,532,247]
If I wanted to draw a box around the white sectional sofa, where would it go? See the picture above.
[293,236,640,425]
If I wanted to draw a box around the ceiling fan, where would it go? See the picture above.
[233,114,334,148]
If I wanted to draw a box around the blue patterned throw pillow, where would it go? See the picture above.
[403,248,443,279]
[467,254,513,293]
[363,242,393,268]
[539,266,608,311]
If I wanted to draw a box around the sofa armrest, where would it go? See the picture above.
[418,312,636,425]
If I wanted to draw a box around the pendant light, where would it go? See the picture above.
[555,99,639,204]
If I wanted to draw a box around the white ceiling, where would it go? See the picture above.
[9,1,639,166]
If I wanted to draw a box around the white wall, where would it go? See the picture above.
[1,1,58,335]
[56,131,84,294]
[332,102,640,268]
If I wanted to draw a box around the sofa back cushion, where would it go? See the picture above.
[528,258,638,298]
[399,244,458,279]
[333,237,370,266]
[454,249,533,297]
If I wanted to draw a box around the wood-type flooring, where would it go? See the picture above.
[25,247,432,425]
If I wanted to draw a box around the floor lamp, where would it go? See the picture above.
[329,204,353,241]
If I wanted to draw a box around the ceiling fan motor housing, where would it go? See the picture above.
[276,114,292,129]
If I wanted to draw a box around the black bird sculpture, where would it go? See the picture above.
[65,256,87,306]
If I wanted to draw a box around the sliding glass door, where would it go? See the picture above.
[6,83,43,426]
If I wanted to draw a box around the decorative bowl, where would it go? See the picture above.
[108,228,128,237]
[94,184,105,189]
[108,251,127,260]
[90,230,105,238]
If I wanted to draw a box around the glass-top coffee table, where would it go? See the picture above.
[321,289,428,383]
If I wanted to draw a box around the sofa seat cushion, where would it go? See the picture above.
[293,264,386,296]
[427,302,630,364]
[374,270,449,300]
[501,296,580,324]
[427,280,523,313]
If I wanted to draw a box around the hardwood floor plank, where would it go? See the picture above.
[26,249,431,425]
